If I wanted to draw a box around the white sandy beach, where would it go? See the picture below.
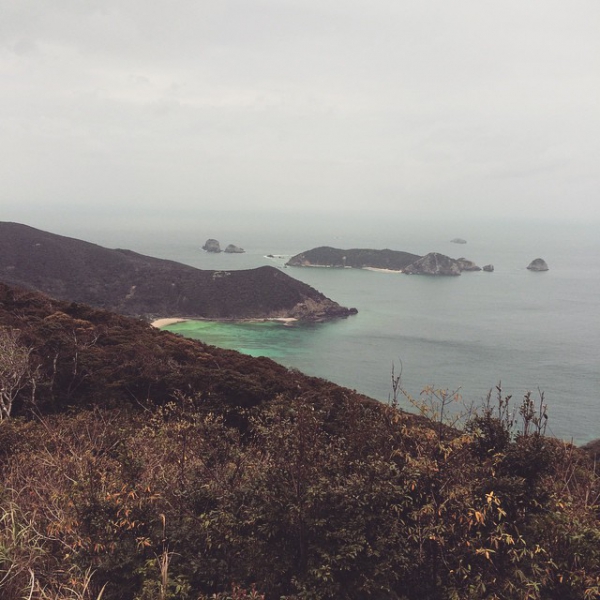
[151,317,188,328]
[151,316,298,328]
[363,267,403,273]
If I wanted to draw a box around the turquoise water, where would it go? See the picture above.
[106,216,599,445]
[165,319,316,360]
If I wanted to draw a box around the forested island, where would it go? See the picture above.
[0,281,599,599]
[286,246,421,270]
[0,223,356,322]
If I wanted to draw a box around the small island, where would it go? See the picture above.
[224,244,245,254]
[287,247,483,276]
[404,252,461,276]
[202,238,221,253]
[203,239,245,254]
[450,238,467,244]
[527,258,549,272]
[286,246,421,271]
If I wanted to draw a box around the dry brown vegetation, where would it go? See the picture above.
[0,282,599,599]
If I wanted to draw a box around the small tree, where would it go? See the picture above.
[0,327,34,419]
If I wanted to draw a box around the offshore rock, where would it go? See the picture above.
[482,264,494,272]
[527,258,549,272]
[456,258,482,272]
[224,244,245,254]
[202,239,222,253]
[403,252,462,276]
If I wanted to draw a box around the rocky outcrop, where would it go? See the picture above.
[482,264,494,272]
[287,247,484,277]
[450,238,467,244]
[527,258,549,272]
[202,239,222,253]
[288,297,358,322]
[456,258,482,272]
[224,244,245,254]
[403,253,463,276]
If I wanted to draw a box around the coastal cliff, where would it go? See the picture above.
[0,222,356,322]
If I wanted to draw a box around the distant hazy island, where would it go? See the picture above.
[286,247,484,276]
[0,223,356,322]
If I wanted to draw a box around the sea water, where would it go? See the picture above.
[80,215,600,445]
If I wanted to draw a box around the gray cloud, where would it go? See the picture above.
[1,0,599,226]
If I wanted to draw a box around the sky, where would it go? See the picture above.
[1,0,599,235]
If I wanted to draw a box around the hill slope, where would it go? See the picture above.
[0,282,598,600]
[0,281,367,416]
[0,222,356,321]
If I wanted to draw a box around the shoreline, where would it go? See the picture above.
[152,316,298,328]
[151,317,189,328]
[288,263,403,273]
[362,266,403,273]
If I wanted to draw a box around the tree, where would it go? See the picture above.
[0,327,34,419]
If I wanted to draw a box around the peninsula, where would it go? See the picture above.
[0,223,357,322]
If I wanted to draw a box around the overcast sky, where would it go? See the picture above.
[2,0,599,231]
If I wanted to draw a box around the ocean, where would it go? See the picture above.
[75,214,600,445]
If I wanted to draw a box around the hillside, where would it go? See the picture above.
[0,222,356,321]
[1,282,599,600]
[286,246,421,270]
[0,281,365,417]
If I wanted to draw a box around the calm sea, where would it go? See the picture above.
[81,215,600,445]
